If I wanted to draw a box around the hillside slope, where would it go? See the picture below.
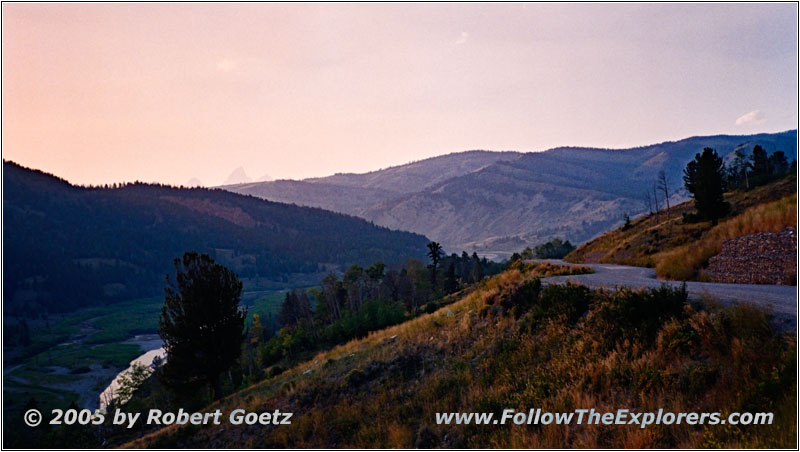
[126,265,795,448]
[222,151,521,222]
[565,174,797,282]
[3,161,429,314]
[305,150,523,194]
[223,131,797,252]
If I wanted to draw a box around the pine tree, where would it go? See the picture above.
[426,242,444,286]
[158,252,246,400]
[470,252,484,283]
[683,148,730,223]
[749,145,772,186]
[768,150,789,177]
[443,262,459,294]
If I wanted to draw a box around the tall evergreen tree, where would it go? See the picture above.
[426,242,444,286]
[459,251,471,281]
[683,148,729,223]
[278,290,313,328]
[397,268,416,312]
[158,252,246,400]
[768,150,789,177]
[443,262,459,294]
[749,145,770,184]
[470,252,484,283]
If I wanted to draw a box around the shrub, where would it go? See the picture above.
[682,211,702,224]
[499,278,542,317]
[264,365,286,379]
[343,368,367,387]
[588,285,687,346]
[680,361,719,395]
[258,337,284,368]
[537,283,592,323]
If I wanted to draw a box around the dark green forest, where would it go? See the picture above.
[3,161,429,315]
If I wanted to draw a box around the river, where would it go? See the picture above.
[98,334,165,411]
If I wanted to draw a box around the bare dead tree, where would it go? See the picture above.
[657,170,671,220]
[652,183,660,223]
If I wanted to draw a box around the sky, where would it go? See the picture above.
[2,3,798,186]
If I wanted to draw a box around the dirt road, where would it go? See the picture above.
[536,260,797,329]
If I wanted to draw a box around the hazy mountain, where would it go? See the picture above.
[223,166,252,185]
[222,131,797,253]
[224,179,396,215]
[185,177,204,187]
[223,151,521,216]
[3,161,429,315]
[305,150,522,193]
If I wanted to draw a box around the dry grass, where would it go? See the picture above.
[656,194,796,280]
[566,174,796,281]
[516,260,593,277]
[125,265,795,449]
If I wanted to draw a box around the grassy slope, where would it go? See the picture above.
[126,263,795,448]
[565,175,797,280]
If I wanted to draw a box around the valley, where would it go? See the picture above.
[3,291,285,425]
[3,133,797,449]
[4,4,797,449]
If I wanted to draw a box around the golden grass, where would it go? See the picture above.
[506,259,593,278]
[567,175,796,281]
[656,194,796,280]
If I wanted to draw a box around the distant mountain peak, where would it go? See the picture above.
[185,177,204,187]
[223,167,252,185]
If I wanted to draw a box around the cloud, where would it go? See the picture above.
[455,31,469,45]
[216,58,237,72]
[735,110,766,126]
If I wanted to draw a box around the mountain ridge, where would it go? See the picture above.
[223,131,797,253]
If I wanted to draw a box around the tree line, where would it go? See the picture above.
[509,238,576,261]
[247,246,506,376]
[682,145,792,223]
[632,144,792,227]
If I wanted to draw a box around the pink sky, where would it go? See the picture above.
[3,3,797,186]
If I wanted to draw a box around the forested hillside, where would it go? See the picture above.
[3,161,429,315]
